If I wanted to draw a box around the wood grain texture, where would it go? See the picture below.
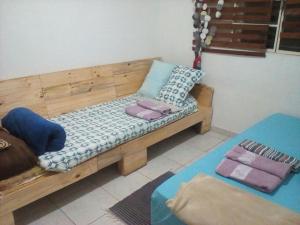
[0,157,98,217]
[0,212,14,225]
[191,84,214,108]
[0,59,214,225]
[0,58,157,118]
[118,149,147,175]
[0,167,44,192]
[0,76,48,118]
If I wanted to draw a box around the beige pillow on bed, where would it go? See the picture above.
[166,174,300,225]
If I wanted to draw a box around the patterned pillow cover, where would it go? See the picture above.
[156,65,204,107]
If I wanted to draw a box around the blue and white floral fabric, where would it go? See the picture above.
[38,94,198,172]
[156,65,204,107]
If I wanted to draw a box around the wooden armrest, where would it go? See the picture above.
[191,84,214,108]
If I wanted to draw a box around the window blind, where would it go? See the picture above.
[279,0,300,52]
[196,0,273,56]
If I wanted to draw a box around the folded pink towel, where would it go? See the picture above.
[216,159,282,193]
[137,100,171,114]
[125,105,164,121]
[226,146,292,179]
[137,99,172,114]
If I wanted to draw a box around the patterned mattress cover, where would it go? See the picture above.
[38,94,198,172]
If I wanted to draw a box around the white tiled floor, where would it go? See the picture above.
[14,128,231,225]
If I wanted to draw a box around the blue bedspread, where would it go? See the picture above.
[151,113,300,225]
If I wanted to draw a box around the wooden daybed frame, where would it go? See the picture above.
[0,58,214,225]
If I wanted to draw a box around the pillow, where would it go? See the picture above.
[0,127,37,180]
[156,65,204,107]
[138,60,176,98]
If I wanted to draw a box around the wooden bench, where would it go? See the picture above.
[0,58,214,225]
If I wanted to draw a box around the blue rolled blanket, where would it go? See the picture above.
[1,107,66,156]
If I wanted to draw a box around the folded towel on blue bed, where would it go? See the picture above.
[239,139,300,173]
[2,107,66,156]
[216,159,282,193]
[226,145,292,179]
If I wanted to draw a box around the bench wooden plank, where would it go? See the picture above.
[0,58,214,224]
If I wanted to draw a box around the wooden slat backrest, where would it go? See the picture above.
[0,76,48,118]
[0,58,157,118]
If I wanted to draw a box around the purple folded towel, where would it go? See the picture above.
[125,105,164,121]
[226,146,292,179]
[239,139,300,173]
[137,99,173,114]
[216,159,282,193]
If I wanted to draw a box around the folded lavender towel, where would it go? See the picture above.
[137,99,172,114]
[125,105,164,121]
[226,146,292,179]
[239,139,300,173]
[216,159,282,193]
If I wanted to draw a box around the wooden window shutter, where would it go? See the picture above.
[279,0,300,52]
[202,0,273,57]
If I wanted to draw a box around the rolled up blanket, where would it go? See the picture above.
[226,146,292,179]
[125,105,165,121]
[216,159,282,193]
[1,107,66,156]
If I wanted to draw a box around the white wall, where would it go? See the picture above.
[156,0,300,133]
[0,0,159,79]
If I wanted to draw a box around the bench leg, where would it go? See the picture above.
[118,149,147,176]
[194,111,212,134]
[194,120,211,134]
[1,212,15,225]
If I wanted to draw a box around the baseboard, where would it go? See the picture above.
[211,126,237,138]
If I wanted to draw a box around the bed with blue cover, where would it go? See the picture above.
[151,113,300,225]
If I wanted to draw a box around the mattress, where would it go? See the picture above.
[151,113,300,225]
[38,94,198,172]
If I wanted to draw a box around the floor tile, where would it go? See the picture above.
[49,178,117,225]
[99,171,151,200]
[159,141,208,165]
[138,155,183,179]
[206,130,231,141]
[147,129,197,160]
[15,198,74,225]
[211,127,236,139]
[89,212,126,225]
[184,140,227,168]
[186,133,224,150]
[148,130,224,166]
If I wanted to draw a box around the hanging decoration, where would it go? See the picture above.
[192,0,224,69]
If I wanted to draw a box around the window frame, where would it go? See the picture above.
[268,0,300,55]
